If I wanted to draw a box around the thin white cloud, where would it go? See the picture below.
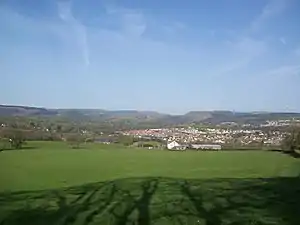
[218,0,289,75]
[161,21,186,37]
[122,12,146,37]
[57,0,90,66]
[235,37,267,56]
[280,37,286,45]
[250,0,288,32]
[216,37,267,75]
[209,30,216,38]
[0,6,66,40]
[2,0,295,83]
[263,64,300,79]
[103,4,147,38]
[295,47,300,57]
[172,21,186,30]
[102,4,186,40]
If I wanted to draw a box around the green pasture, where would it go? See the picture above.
[0,141,300,224]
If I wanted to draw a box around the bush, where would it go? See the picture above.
[1,129,26,149]
[66,133,84,149]
[281,129,300,152]
[0,138,11,151]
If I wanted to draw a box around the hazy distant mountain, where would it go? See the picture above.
[0,105,165,121]
[184,111,212,121]
[203,111,300,125]
[0,105,299,125]
[0,105,57,116]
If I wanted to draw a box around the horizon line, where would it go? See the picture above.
[1,104,300,115]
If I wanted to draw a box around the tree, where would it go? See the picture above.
[2,128,26,149]
[56,124,63,140]
[56,125,62,133]
[281,129,300,152]
[29,121,35,129]
[117,135,134,146]
[296,131,300,150]
[66,133,84,149]
[0,138,11,151]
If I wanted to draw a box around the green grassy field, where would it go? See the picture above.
[0,141,300,225]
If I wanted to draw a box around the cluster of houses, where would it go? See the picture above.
[121,126,287,147]
[167,141,222,151]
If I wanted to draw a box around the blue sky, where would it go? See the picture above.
[1,0,299,114]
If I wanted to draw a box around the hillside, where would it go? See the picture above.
[0,105,299,126]
[0,105,166,121]
[0,105,57,116]
[203,111,300,125]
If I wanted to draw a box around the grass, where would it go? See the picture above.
[0,141,300,224]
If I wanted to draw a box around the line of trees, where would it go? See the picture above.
[281,128,300,153]
[65,133,85,149]
[0,128,26,150]
[0,128,88,150]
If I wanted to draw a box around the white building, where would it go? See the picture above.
[167,141,180,150]
[191,144,222,150]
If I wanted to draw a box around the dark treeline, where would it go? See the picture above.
[0,116,169,135]
[281,128,300,153]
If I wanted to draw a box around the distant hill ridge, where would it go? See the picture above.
[0,105,299,125]
[0,105,167,120]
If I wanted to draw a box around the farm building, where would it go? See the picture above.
[167,141,187,150]
[191,144,222,150]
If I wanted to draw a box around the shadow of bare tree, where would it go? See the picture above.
[0,177,300,225]
[269,149,300,158]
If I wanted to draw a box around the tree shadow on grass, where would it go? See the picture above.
[268,149,300,158]
[21,146,38,150]
[0,146,38,152]
[0,177,300,225]
[109,178,158,225]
